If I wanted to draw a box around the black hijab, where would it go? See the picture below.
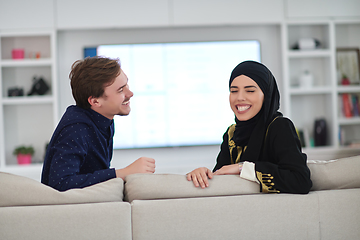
[229,61,282,162]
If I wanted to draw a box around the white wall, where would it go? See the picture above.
[57,25,282,174]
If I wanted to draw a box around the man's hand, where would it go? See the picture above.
[116,157,155,180]
[186,167,213,189]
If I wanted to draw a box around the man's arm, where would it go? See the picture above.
[115,157,155,180]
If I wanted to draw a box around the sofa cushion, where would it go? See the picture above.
[0,172,124,207]
[308,155,360,191]
[124,174,260,202]
[0,202,132,240]
[131,193,320,240]
[316,188,360,240]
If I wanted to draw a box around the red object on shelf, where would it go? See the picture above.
[11,49,24,59]
[17,154,32,164]
[342,94,353,118]
[341,77,350,85]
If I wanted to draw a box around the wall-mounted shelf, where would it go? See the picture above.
[287,49,332,58]
[2,96,54,105]
[0,58,52,67]
[337,86,360,93]
[289,87,332,95]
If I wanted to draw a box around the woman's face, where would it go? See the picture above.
[229,75,264,121]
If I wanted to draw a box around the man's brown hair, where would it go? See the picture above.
[69,56,121,109]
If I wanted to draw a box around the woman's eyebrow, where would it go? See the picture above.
[244,85,258,89]
[230,85,257,89]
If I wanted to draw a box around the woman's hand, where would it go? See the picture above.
[186,167,213,189]
[213,164,241,175]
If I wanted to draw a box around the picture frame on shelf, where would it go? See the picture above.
[336,48,360,85]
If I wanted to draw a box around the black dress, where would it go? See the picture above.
[213,117,312,194]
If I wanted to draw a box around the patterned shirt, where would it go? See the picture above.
[41,105,116,191]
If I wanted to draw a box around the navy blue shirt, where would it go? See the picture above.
[41,105,117,191]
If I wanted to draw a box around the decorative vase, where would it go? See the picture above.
[11,49,24,59]
[17,154,32,165]
[299,70,313,88]
[314,118,327,146]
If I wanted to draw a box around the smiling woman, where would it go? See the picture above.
[187,61,312,194]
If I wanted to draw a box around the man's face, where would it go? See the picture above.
[95,70,134,119]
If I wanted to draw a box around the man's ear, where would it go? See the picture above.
[88,96,101,107]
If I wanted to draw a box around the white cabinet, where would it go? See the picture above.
[286,0,360,18]
[0,30,58,178]
[282,19,360,152]
[0,0,55,30]
[55,0,169,30]
[172,0,284,26]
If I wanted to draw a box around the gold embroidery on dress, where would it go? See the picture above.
[229,140,244,164]
[256,171,280,193]
[265,116,280,140]
[228,124,246,164]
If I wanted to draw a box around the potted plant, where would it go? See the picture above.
[13,146,35,165]
[341,74,350,85]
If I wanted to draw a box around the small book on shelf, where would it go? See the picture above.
[351,94,360,117]
[341,93,353,118]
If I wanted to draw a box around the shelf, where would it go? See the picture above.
[0,58,52,67]
[337,85,360,93]
[0,30,57,171]
[287,49,331,58]
[289,86,332,95]
[2,96,54,105]
[284,20,344,149]
[338,117,360,125]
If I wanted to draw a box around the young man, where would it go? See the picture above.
[41,57,155,191]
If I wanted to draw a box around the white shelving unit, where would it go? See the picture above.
[0,30,58,179]
[335,20,360,149]
[282,19,360,154]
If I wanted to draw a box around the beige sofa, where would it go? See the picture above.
[1,155,360,240]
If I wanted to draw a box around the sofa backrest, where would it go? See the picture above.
[125,173,261,202]
[125,155,360,202]
[308,155,360,191]
[1,155,359,206]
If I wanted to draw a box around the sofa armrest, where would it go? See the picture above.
[0,172,124,207]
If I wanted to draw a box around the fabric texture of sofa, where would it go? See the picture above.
[1,155,360,240]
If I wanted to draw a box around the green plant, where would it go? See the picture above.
[13,146,35,156]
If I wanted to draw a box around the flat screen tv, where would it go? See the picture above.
[85,40,261,149]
